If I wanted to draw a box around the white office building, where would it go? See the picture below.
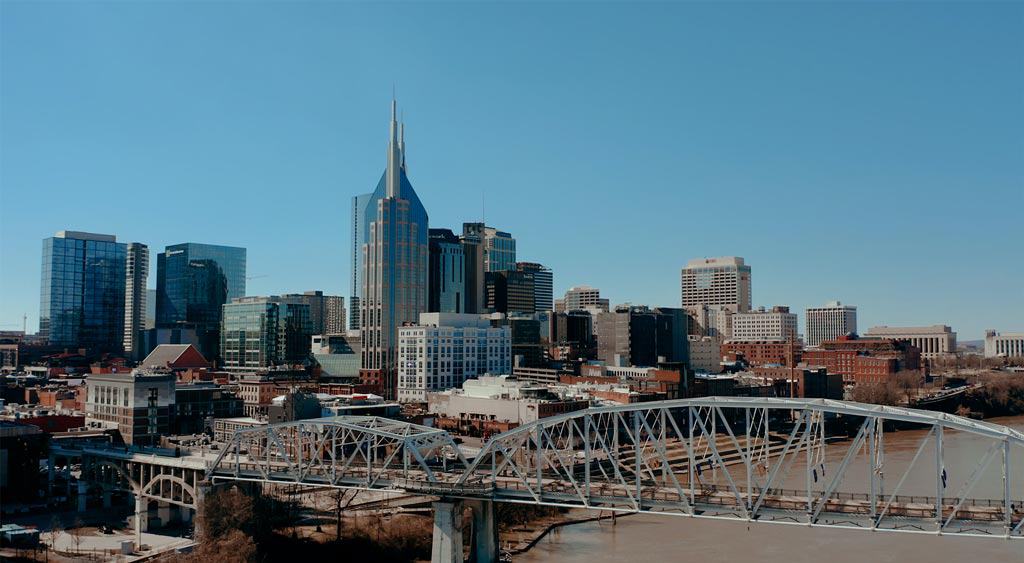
[681,256,752,312]
[397,313,511,403]
[865,325,957,359]
[985,330,1024,358]
[805,301,857,347]
[731,306,798,342]
[560,286,610,312]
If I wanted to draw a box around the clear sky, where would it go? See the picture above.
[1,1,1021,340]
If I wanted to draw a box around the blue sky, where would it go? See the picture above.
[1,1,1021,340]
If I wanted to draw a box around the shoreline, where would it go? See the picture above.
[502,509,637,556]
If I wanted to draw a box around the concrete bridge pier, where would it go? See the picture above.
[76,481,88,511]
[466,499,498,563]
[134,496,150,534]
[431,500,464,563]
[430,499,499,563]
[192,481,212,540]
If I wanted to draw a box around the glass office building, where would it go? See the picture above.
[221,296,312,371]
[156,242,246,359]
[361,99,430,399]
[39,231,127,351]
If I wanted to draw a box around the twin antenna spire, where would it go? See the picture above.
[386,96,406,198]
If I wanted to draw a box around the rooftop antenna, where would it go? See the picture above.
[482,191,486,223]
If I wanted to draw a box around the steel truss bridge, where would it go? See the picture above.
[205,398,1024,544]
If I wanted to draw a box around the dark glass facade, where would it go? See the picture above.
[221,296,312,371]
[39,231,126,351]
[428,228,465,314]
[156,242,246,360]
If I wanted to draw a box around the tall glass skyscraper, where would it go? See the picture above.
[123,242,149,357]
[156,242,246,359]
[349,192,372,331]
[39,231,127,351]
[361,99,429,399]
[428,228,465,314]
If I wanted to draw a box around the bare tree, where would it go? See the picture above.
[48,515,63,551]
[70,516,85,555]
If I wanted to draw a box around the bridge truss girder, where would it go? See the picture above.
[458,397,1024,538]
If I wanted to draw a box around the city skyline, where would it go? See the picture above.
[2,2,1022,340]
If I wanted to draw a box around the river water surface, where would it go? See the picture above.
[518,415,1024,563]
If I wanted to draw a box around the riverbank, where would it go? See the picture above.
[501,509,636,555]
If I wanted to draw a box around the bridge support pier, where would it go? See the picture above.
[466,499,498,563]
[76,481,88,511]
[134,496,149,535]
[431,500,464,563]
[157,502,172,526]
[193,481,212,540]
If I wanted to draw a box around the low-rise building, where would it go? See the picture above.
[85,370,175,445]
[721,340,802,368]
[687,335,723,373]
[731,306,798,342]
[803,335,922,385]
[173,383,244,434]
[427,375,589,435]
[864,325,956,359]
[984,330,1024,359]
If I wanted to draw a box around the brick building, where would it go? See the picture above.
[721,340,802,368]
[802,335,922,385]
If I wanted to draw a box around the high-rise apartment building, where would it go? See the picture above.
[561,285,609,312]
[396,313,511,403]
[156,242,246,360]
[123,242,149,358]
[864,325,956,359]
[39,231,127,352]
[360,100,429,399]
[516,262,553,312]
[805,301,857,347]
[681,256,752,311]
[428,228,465,314]
[282,291,345,336]
[220,296,313,371]
[731,306,798,342]
[349,192,372,331]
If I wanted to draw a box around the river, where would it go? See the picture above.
[518,415,1024,563]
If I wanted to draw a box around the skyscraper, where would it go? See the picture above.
[360,100,429,399]
[123,242,149,357]
[39,231,127,352]
[428,228,465,313]
[282,291,345,336]
[482,226,516,272]
[460,223,486,314]
[516,262,553,312]
[349,192,372,331]
[805,301,857,347]
[681,257,752,311]
[485,270,535,314]
[156,242,246,360]
[681,256,752,339]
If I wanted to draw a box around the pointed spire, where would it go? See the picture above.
[386,96,401,198]
[399,112,406,170]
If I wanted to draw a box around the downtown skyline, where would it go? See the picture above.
[2,2,1022,340]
